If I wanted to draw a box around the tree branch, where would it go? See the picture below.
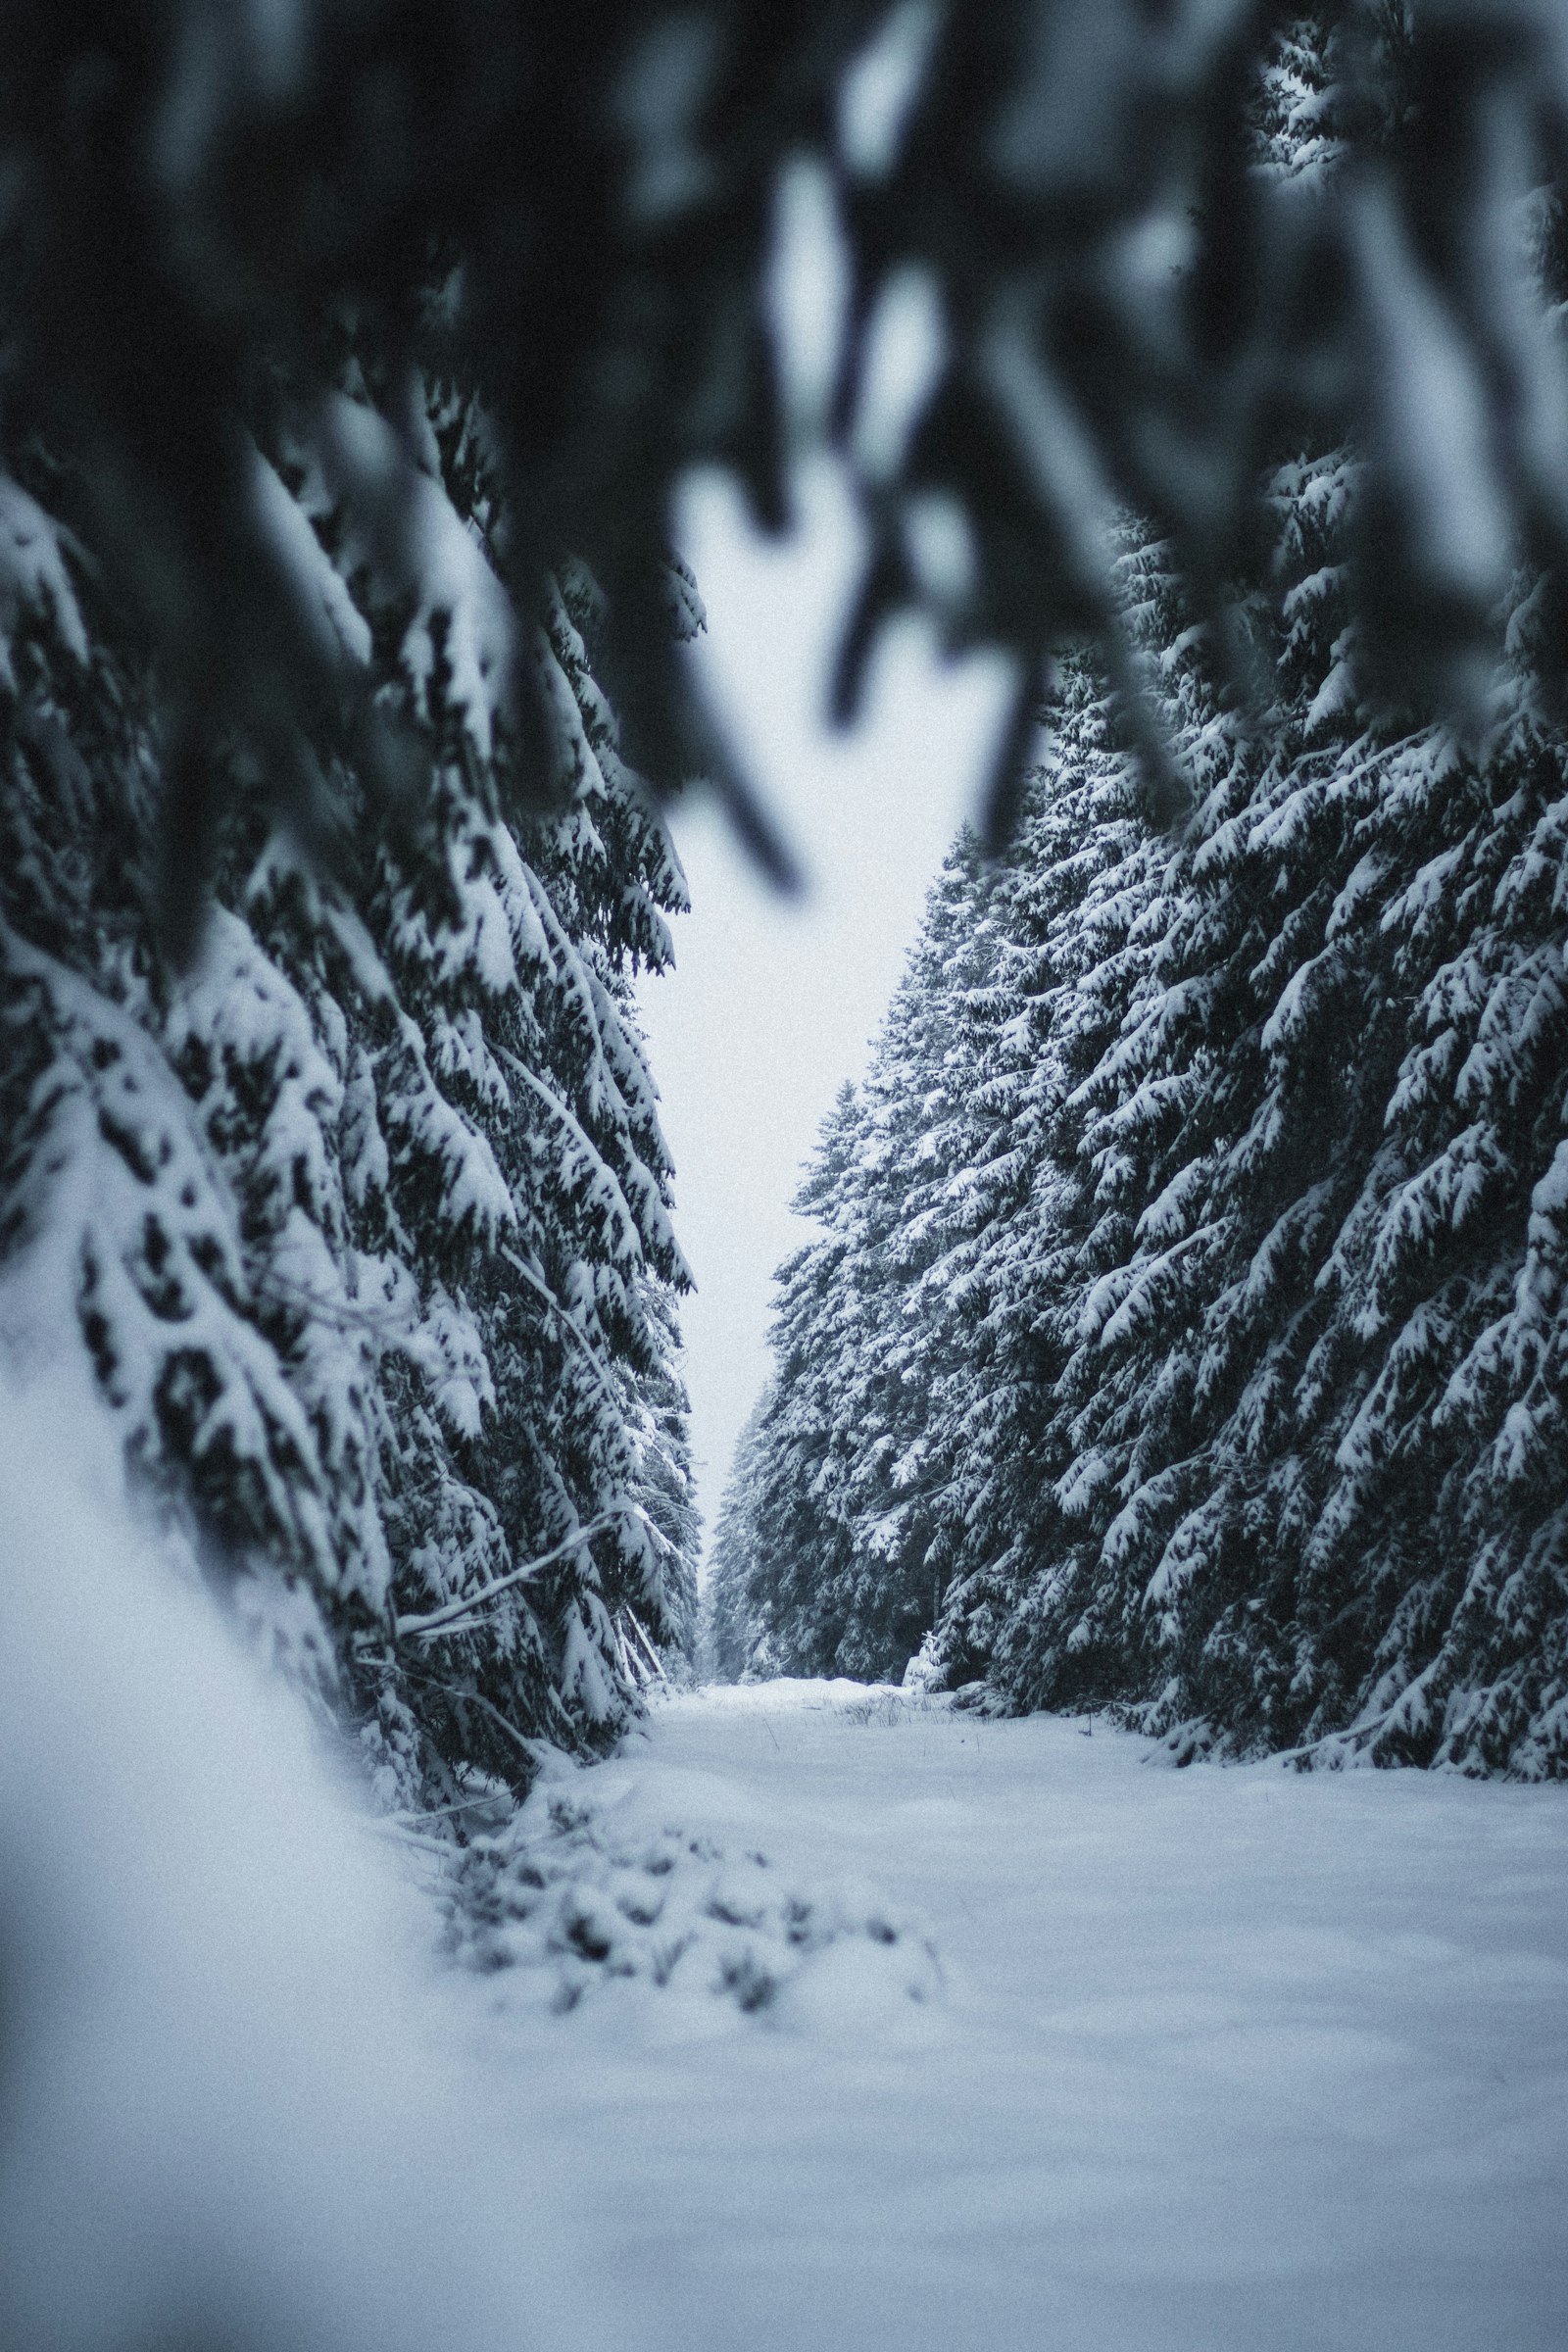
[396,1509,625,1640]
[497,1242,620,1414]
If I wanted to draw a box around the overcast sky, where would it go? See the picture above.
[640,454,1012,1561]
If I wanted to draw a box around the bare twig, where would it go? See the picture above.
[621,1605,667,1685]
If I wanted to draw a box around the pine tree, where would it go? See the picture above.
[719,21,1568,1775]
[702,1387,777,1684]
[733,831,1014,1681]
[0,368,700,1806]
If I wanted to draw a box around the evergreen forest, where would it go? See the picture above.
[710,442,1568,1769]
[702,24,1568,1783]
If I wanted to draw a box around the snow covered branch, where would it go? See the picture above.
[394,1513,631,1641]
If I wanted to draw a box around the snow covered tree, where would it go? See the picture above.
[744,452,1568,1772]
[0,365,700,1805]
[732,832,1017,1681]
[716,16,1568,1774]
[739,1083,873,1677]
[702,1387,778,1683]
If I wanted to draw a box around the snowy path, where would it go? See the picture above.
[472,1682,1568,2352]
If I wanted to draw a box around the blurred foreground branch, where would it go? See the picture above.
[1,0,1565,916]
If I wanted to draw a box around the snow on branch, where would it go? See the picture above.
[394,1500,671,1642]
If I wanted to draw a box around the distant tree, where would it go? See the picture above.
[732,835,1012,1681]
[702,1387,777,1682]
[740,1085,871,1676]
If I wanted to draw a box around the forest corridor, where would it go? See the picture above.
[4,10,1568,2345]
[466,1680,1568,2352]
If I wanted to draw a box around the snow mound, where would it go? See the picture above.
[0,1374,612,2352]
[443,1778,944,2027]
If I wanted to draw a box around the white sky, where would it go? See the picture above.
[640,455,1013,1558]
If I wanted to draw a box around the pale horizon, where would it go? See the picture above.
[643,452,1013,1564]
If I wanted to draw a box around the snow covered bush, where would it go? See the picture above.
[0,1376,619,2352]
[443,1760,944,2023]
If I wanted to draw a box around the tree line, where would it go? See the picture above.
[710,446,1568,1775]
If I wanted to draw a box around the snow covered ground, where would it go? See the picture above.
[466,1679,1568,2352]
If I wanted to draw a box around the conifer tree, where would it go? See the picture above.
[724,20,1568,1775]
[702,1387,778,1684]
[0,368,700,1805]
[734,833,1012,1679]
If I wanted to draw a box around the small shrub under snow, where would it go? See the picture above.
[441,1776,943,2024]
